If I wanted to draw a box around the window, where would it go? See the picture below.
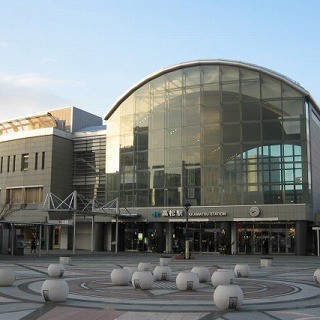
[13,155,16,172]
[35,152,38,170]
[41,152,45,169]
[21,154,29,171]
[0,157,3,173]
[7,156,10,172]
[25,187,43,203]
[6,186,43,204]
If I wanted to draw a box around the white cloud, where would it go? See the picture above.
[0,72,86,121]
[0,72,84,88]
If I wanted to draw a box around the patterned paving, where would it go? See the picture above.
[0,253,320,319]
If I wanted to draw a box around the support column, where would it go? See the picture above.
[91,215,95,253]
[165,222,173,253]
[72,190,77,255]
[296,221,307,255]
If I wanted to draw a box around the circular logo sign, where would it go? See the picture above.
[249,206,260,217]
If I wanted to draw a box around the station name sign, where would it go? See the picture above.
[159,209,227,218]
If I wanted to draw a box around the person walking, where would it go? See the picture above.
[31,238,37,253]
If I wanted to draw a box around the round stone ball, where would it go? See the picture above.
[234,264,250,277]
[123,267,139,282]
[211,269,235,288]
[48,263,65,278]
[191,266,210,282]
[0,268,15,287]
[153,266,172,281]
[176,272,199,291]
[41,279,69,302]
[138,262,152,272]
[313,269,320,284]
[159,257,171,266]
[132,271,154,290]
[213,284,244,310]
[111,268,130,286]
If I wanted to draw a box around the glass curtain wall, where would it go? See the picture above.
[73,136,106,206]
[106,64,308,207]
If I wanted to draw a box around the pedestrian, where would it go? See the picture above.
[31,238,36,253]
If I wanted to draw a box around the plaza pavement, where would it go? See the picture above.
[0,251,320,319]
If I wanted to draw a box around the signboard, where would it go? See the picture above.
[160,210,227,218]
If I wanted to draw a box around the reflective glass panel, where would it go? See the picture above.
[222,103,240,122]
[186,125,200,146]
[282,83,302,98]
[185,106,200,126]
[242,101,261,121]
[261,76,281,99]
[185,146,201,164]
[223,124,240,143]
[222,83,240,102]
[203,66,219,84]
[241,81,260,100]
[221,66,239,82]
[167,109,182,128]
[151,111,165,130]
[203,124,221,145]
[242,123,261,142]
[166,70,182,90]
[282,99,303,116]
[201,104,220,124]
[166,128,181,147]
[262,101,282,120]
[203,146,221,165]
[185,67,201,86]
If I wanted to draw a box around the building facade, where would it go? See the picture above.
[105,60,320,255]
[0,106,104,254]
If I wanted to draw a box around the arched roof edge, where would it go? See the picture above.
[104,59,316,120]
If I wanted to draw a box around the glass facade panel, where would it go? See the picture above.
[201,105,220,123]
[203,124,221,145]
[242,101,261,121]
[261,76,281,99]
[221,66,239,82]
[203,66,219,84]
[242,81,260,100]
[222,83,240,102]
[282,99,303,117]
[185,106,200,126]
[106,63,310,207]
[242,123,261,142]
[222,103,240,122]
[223,124,240,143]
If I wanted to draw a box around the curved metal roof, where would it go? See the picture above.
[104,59,316,120]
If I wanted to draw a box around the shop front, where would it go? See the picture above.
[236,221,295,254]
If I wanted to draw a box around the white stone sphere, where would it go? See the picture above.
[111,268,130,286]
[313,269,320,284]
[191,266,210,282]
[211,269,235,287]
[159,257,171,266]
[123,267,139,282]
[138,262,152,272]
[213,284,244,310]
[48,264,65,278]
[0,268,15,287]
[132,271,154,290]
[176,272,199,291]
[234,264,250,277]
[59,256,71,264]
[153,266,172,281]
[41,279,69,302]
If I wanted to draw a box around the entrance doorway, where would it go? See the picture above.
[237,222,295,254]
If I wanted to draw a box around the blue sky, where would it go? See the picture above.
[0,0,319,122]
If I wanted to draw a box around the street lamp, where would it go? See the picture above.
[183,201,191,259]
